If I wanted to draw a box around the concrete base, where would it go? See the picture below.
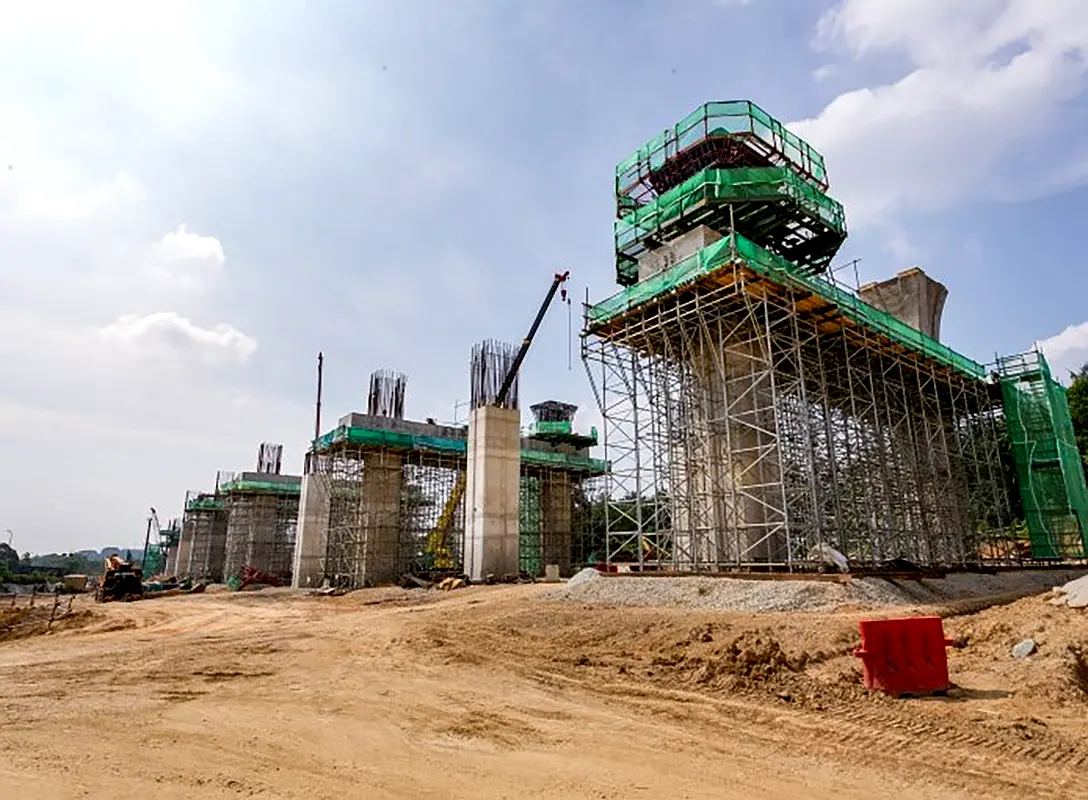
[292,473,331,589]
[464,405,521,581]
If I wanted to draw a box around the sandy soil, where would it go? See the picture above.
[1,582,1087,799]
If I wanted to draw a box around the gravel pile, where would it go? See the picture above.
[556,569,1085,613]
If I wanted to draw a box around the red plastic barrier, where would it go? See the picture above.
[852,616,955,697]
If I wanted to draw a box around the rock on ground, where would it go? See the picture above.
[566,567,602,590]
[1012,638,1037,659]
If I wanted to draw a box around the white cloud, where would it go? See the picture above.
[100,312,258,364]
[156,224,225,266]
[1037,321,1088,381]
[0,1,396,553]
[149,224,226,287]
[793,0,1088,227]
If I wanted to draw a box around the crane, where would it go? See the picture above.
[423,271,570,571]
[494,270,569,407]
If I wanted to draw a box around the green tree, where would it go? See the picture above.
[0,542,18,574]
[1067,364,1088,474]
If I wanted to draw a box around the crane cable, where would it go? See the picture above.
[567,286,572,371]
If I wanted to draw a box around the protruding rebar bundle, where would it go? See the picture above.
[256,442,283,475]
[367,370,407,419]
[470,340,519,410]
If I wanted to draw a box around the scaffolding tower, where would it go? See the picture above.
[181,492,228,581]
[583,100,1018,571]
[316,444,466,587]
[997,350,1088,558]
[306,410,607,588]
[221,472,301,584]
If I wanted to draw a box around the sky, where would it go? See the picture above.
[3,0,1088,553]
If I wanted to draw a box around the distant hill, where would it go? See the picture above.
[21,547,145,575]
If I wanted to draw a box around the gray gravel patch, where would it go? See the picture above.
[552,569,1085,613]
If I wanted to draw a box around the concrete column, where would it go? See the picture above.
[720,334,784,563]
[205,513,228,583]
[176,521,194,579]
[359,452,403,586]
[464,405,521,581]
[540,472,572,576]
[165,544,178,577]
[672,347,729,569]
[675,334,783,567]
[292,473,331,589]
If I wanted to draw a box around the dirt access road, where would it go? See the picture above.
[1,583,1086,799]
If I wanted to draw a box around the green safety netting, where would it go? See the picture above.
[186,498,224,511]
[519,475,543,575]
[316,425,465,455]
[997,351,1088,558]
[218,478,301,496]
[143,545,165,576]
[616,166,846,253]
[522,449,608,474]
[586,231,987,380]
[615,100,828,197]
[529,420,573,436]
[315,425,610,475]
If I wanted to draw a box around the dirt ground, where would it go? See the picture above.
[1,581,1087,799]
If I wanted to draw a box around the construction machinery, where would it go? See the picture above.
[494,271,570,407]
[425,472,466,569]
[96,555,144,602]
[417,271,571,579]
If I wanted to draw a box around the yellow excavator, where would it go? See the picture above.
[425,472,465,569]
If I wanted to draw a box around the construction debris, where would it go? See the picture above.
[1050,574,1088,608]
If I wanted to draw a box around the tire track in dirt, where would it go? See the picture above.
[508,659,1088,799]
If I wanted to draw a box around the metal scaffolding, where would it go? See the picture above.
[305,406,608,587]
[582,254,1018,571]
[221,474,301,584]
[181,492,227,581]
[320,446,466,588]
[584,98,1018,572]
[519,464,599,575]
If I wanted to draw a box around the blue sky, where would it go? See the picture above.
[2,0,1088,553]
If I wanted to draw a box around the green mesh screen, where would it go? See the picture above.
[587,231,986,380]
[314,425,609,475]
[519,474,543,575]
[143,545,165,576]
[186,497,224,511]
[615,100,828,197]
[617,166,845,250]
[997,351,1088,558]
[218,478,301,496]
